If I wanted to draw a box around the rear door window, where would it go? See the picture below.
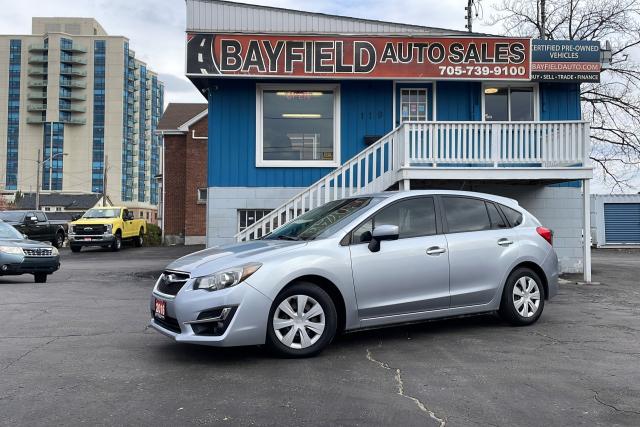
[442,197,491,233]
[352,197,437,243]
[35,212,47,222]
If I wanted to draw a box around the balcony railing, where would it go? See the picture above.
[28,44,48,51]
[237,120,591,241]
[28,67,47,76]
[28,55,48,63]
[27,91,47,99]
[60,117,86,125]
[60,69,87,77]
[28,80,48,88]
[27,104,47,112]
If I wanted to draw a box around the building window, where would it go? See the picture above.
[256,84,340,167]
[483,85,536,121]
[238,209,273,233]
[92,40,106,193]
[400,89,428,122]
[42,122,64,191]
[197,188,207,203]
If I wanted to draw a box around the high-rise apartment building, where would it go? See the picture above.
[0,18,164,209]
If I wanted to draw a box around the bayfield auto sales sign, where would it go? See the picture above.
[187,34,531,80]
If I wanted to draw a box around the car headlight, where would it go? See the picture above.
[0,246,24,255]
[105,224,113,234]
[51,247,59,256]
[193,263,262,291]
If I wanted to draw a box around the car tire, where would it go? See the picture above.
[52,231,65,248]
[111,232,122,252]
[134,228,144,247]
[34,273,47,283]
[70,245,81,253]
[499,267,545,326]
[266,282,337,358]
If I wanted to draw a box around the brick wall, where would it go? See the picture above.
[184,117,207,239]
[163,134,186,237]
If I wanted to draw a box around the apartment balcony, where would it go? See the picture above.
[28,43,48,51]
[28,55,48,64]
[60,105,86,113]
[59,81,86,89]
[60,44,87,54]
[28,67,48,76]
[28,80,48,88]
[60,69,87,77]
[60,117,86,125]
[59,93,86,101]
[27,104,47,112]
[60,56,87,65]
[26,116,46,124]
[237,120,593,241]
[27,91,47,100]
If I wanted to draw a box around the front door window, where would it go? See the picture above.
[400,89,428,122]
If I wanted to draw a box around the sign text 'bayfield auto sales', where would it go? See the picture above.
[187,34,531,80]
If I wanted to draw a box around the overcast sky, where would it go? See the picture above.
[1,0,632,192]
[1,0,495,104]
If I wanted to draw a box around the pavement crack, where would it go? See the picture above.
[366,347,446,426]
[591,389,640,416]
[1,337,58,373]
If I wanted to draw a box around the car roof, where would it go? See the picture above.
[358,190,520,208]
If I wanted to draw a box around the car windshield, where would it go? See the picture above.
[0,211,25,222]
[264,198,374,241]
[82,208,121,219]
[0,221,25,240]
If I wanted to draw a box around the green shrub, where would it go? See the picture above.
[146,223,162,246]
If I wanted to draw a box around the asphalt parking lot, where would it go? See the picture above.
[1,246,639,426]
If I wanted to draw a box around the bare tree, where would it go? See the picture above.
[488,0,640,189]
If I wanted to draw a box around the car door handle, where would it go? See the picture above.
[426,246,446,255]
[498,238,514,246]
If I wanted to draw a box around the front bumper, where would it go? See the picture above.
[68,234,115,246]
[0,254,60,275]
[149,279,272,347]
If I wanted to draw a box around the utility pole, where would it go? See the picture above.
[465,0,480,33]
[102,155,108,207]
[35,148,41,210]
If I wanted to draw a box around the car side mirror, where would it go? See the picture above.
[71,214,81,221]
[368,224,399,252]
[22,234,28,239]
[27,216,37,224]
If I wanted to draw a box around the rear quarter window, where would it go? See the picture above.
[500,205,524,227]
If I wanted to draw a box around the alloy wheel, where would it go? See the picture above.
[512,276,541,318]
[273,295,325,349]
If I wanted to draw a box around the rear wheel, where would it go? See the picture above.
[70,245,81,253]
[499,268,545,326]
[134,228,144,247]
[34,273,47,283]
[51,231,65,248]
[111,232,122,252]
[266,282,337,358]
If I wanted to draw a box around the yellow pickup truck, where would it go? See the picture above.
[68,207,147,252]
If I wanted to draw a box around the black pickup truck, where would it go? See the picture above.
[0,210,67,248]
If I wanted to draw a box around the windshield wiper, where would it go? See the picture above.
[275,235,301,241]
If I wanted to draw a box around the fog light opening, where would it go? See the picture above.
[1,265,8,271]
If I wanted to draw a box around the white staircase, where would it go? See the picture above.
[235,120,590,242]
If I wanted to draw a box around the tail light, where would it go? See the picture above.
[536,226,553,246]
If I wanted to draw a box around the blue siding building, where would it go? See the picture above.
[185,0,601,278]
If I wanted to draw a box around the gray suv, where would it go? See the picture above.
[150,190,558,357]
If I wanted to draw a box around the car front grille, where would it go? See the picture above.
[156,270,190,296]
[23,247,53,257]
[74,225,106,235]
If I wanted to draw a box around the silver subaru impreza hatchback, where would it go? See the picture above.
[150,190,558,357]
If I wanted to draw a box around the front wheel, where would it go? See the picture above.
[111,233,122,252]
[51,231,65,248]
[266,282,337,358]
[134,229,144,247]
[499,268,545,326]
[34,273,47,283]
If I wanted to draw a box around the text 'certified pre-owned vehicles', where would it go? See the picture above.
[68,207,146,252]
[150,191,558,357]
[0,210,67,248]
[0,219,60,283]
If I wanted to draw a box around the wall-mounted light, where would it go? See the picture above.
[484,88,499,94]
[276,91,324,97]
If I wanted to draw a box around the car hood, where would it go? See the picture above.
[167,239,306,277]
[0,238,53,248]
[72,218,115,225]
